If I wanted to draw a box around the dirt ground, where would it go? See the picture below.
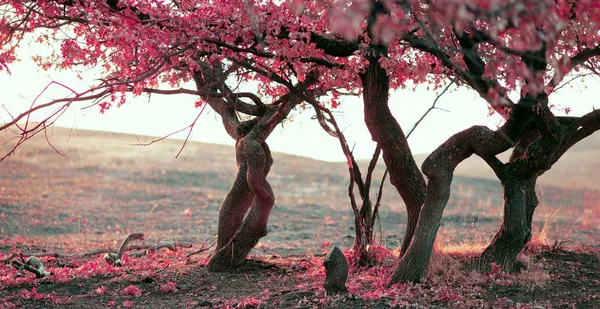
[1,128,599,308]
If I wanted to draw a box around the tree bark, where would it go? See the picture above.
[476,177,535,271]
[478,109,600,270]
[523,178,538,241]
[360,57,427,255]
[388,168,451,283]
[207,137,274,271]
[388,126,497,284]
[388,110,537,284]
[199,69,316,272]
[213,163,254,251]
[476,119,550,271]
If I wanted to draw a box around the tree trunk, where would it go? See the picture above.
[207,139,274,272]
[196,67,314,272]
[477,177,535,271]
[388,170,452,283]
[387,117,535,284]
[213,166,254,251]
[360,57,426,255]
[476,123,544,271]
[356,198,374,266]
[524,178,539,238]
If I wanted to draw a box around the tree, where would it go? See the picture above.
[0,0,328,272]
[2,0,600,284]
[380,0,600,284]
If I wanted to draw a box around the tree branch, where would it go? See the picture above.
[549,45,600,88]
[562,109,600,153]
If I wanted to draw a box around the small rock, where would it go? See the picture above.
[323,246,349,293]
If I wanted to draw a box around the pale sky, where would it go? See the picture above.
[1,46,599,162]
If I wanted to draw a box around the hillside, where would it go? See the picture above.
[5,126,599,191]
[2,126,598,247]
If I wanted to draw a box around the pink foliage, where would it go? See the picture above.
[122,285,142,297]
[95,286,107,295]
[1,0,596,116]
[5,288,72,305]
[238,296,262,307]
[159,281,178,294]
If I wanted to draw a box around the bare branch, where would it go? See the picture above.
[0,84,111,132]
[553,72,597,93]
[17,241,192,260]
[104,232,145,267]
[374,78,456,220]
[406,78,455,137]
[126,103,207,157]
[186,234,217,258]
[371,168,387,229]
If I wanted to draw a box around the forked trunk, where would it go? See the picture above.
[388,117,532,284]
[477,123,544,271]
[354,200,374,267]
[353,220,375,266]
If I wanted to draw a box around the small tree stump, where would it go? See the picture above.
[323,246,349,293]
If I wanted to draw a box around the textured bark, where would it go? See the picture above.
[203,72,316,272]
[477,118,552,270]
[360,57,427,255]
[207,137,274,271]
[523,178,539,240]
[213,165,253,251]
[388,170,451,283]
[477,178,534,271]
[388,103,537,284]
[389,126,503,283]
[480,108,600,270]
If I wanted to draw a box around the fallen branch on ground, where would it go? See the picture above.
[10,256,52,278]
[3,233,194,278]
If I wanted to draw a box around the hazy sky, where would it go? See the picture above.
[2,47,599,162]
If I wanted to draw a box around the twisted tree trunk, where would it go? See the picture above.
[479,110,600,271]
[196,67,317,272]
[207,128,275,271]
[389,126,507,284]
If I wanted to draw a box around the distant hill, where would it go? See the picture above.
[2,125,598,211]
[2,125,598,248]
